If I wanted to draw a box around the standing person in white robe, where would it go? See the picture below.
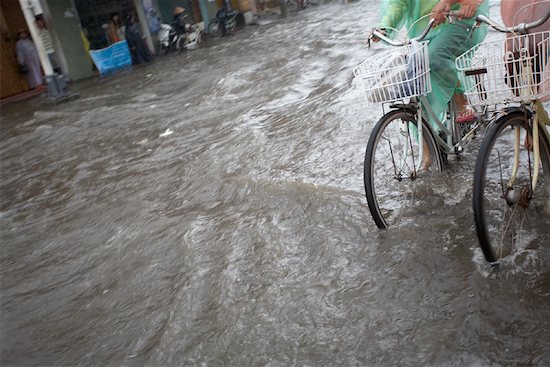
[15,30,43,89]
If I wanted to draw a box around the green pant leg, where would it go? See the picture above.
[424,21,482,130]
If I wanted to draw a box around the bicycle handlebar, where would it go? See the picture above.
[476,9,550,34]
[370,9,550,47]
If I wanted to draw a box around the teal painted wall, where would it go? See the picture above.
[43,0,95,81]
[198,0,217,28]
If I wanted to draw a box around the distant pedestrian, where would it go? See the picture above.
[125,14,153,64]
[15,30,43,89]
[107,13,125,45]
[35,15,61,74]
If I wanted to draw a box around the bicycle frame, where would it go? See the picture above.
[506,101,550,193]
[386,95,487,172]
[492,50,550,194]
[532,102,550,190]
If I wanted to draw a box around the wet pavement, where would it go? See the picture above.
[1,1,550,365]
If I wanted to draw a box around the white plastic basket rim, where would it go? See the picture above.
[354,41,432,105]
[456,31,550,106]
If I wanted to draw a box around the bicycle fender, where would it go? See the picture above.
[388,103,418,114]
[493,107,533,123]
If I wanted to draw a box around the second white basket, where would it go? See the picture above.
[456,31,550,106]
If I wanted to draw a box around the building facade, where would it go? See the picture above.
[1,0,35,99]
[1,0,255,100]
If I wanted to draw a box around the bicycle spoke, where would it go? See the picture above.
[473,113,550,262]
[365,110,442,228]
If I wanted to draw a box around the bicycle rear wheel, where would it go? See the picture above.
[364,109,443,229]
[473,112,550,263]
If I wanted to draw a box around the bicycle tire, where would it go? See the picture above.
[364,109,443,229]
[473,111,550,263]
[207,20,222,37]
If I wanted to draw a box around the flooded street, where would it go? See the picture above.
[1,1,550,365]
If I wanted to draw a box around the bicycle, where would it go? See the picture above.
[356,10,550,263]
[456,13,550,263]
[356,15,490,230]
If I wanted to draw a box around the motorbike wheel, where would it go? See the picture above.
[223,18,237,35]
[207,20,222,37]
[157,42,163,56]
[157,40,169,56]
[196,30,203,44]
[176,35,187,52]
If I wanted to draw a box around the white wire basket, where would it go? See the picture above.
[456,31,550,106]
[353,41,432,106]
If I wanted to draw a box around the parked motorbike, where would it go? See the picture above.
[285,0,308,10]
[158,22,204,54]
[296,0,308,10]
[207,9,240,37]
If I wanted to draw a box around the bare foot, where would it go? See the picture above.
[456,107,478,124]
[420,142,432,172]
[419,160,432,172]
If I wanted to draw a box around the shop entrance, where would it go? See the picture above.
[73,0,136,50]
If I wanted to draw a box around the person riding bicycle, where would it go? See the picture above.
[375,0,489,170]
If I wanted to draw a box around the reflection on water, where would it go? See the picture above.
[1,1,550,365]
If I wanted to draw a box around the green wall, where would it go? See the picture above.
[43,0,95,81]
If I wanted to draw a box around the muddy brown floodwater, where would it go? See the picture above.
[1,1,549,366]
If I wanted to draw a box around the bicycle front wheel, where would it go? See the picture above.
[364,109,443,229]
[473,112,550,263]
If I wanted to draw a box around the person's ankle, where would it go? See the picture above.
[420,159,432,171]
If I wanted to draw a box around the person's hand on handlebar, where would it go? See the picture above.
[431,0,450,26]
[456,0,482,19]
[431,0,481,25]
[370,29,386,43]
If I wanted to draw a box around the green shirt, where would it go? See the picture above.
[378,0,485,38]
